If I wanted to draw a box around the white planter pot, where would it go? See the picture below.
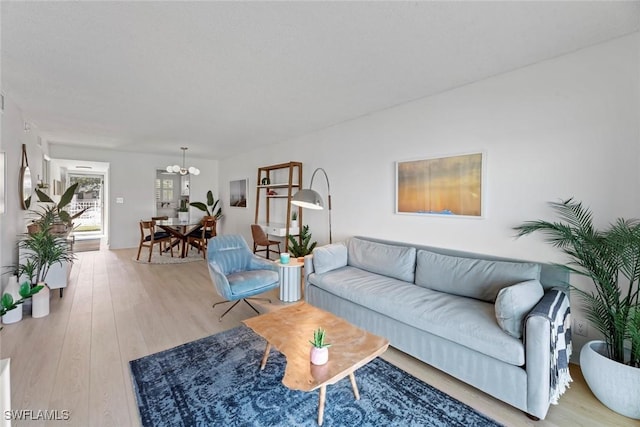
[2,276,22,324]
[178,212,189,222]
[31,283,50,319]
[310,346,329,366]
[580,340,640,419]
[290,220,298,229]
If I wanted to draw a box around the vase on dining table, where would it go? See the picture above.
[178,211,189,223]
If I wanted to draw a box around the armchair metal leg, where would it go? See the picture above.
[243,297,272,314]
[213,300,241,322]
[212,297,273,322]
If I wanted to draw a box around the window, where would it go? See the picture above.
[155,178,174,202]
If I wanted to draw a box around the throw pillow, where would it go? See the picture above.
[312,243,348,274]
[347,237,416,282]
[495,280,544,339]
[414,250,541,302]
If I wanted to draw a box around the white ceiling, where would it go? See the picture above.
[2,1,639,160]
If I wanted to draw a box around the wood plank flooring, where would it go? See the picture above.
[0,248,636,426]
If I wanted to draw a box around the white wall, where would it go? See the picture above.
[49,145,219,249]
[220,34,640,357]
[0,96,46,291]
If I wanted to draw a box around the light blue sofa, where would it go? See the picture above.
[304,236,570,420]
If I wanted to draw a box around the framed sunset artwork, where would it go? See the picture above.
[396,152,484,218]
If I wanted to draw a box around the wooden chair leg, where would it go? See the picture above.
[148,243,153,262]
[136,242,144,261]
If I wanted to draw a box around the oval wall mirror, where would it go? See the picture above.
[19,144,32,210]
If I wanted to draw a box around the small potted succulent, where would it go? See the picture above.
[309,327,331,365]
[290,211,298,229]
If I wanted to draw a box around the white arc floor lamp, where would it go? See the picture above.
[291,167,332,244]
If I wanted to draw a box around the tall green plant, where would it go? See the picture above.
[190,190,222,219]
[18,226,75,284]
[514,199,640,367]
[288,225,317,257]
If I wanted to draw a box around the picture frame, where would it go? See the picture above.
[229,178,248,208]
[0,152,5,214]
[396,151,485,218]
[53,179,63,196]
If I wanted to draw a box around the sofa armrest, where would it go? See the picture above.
[304,254,314,283]
[524,289,571,419]
[310,243,348,275]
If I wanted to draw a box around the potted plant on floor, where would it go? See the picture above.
[190,190,223,220]
[309,328,331,365]
[1,282,43,329]
[514,198,639,419]
[288,225,317,262]
[18,220,75,318]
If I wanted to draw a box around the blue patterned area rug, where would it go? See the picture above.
[130,326,503,427]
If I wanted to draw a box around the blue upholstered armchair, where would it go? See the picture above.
[207,235,279,321]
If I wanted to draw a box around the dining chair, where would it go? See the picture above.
[151,215,173,252]
[187,216,217,258]
[136,220,174,262]
[250,224,281,260]
[207,235,279,321]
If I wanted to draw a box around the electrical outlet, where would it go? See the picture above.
[574,318,588,337]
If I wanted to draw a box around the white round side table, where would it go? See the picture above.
[277,260,304,302]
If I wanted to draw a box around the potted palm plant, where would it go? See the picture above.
[18,220,75,318]
[515,198,639,419]
[288,225,317,261]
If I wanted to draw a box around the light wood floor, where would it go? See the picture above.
[0,249,637,426]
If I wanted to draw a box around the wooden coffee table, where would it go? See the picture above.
[243,302,389,425]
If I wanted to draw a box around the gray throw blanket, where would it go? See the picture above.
[526,289,573,404]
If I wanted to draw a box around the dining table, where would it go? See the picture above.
[156,218,203,258]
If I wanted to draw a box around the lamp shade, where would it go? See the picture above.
[291,189,324,210]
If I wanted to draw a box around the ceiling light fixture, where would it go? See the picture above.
[166,147,200,176]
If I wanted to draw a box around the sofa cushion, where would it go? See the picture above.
[313,243,348,274]
[415,250,541,302]
[347,238,416,282]
[308,267,525,366]
[495,280,544,339]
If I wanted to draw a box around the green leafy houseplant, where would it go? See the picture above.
[178,199,189,212]
[0,282,43,330]
[514,198,640,367]
[19,223,75,285]
[34,183,87,228]
[291,211,298,221]
[190,190,222,219]
[309,328,331,348]
[288,225,317,258]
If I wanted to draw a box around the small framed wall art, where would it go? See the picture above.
[396,151,484,218]
[229,178,248,208]
[0,152,5,214]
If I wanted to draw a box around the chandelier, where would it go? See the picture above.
[166,147,200,176]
